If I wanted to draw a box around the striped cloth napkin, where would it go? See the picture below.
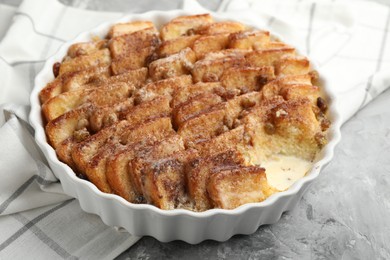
[0,0,389,258]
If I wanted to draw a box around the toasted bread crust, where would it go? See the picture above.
[67,40,108,58]
[129,135,185,199]
[42,82,134,122]
[59,49,111,75]
[108,21,154,38]
[149,48,196,81]
[172,92,223,129]
[228,30,270,50]
[40,14,330,211]
[207,165,270,209]
[186,150,245,211]
[160,14,213,41]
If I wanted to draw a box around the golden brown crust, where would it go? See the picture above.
[172,81,224,108]
[160,14,213,41]
[40,14,330,211]
[177,105,226,146]
[59,49,111,75]
[195,21,247,35]
[172,92,223,129]
[109,27,159,58]
[228,30,270,50]
[207,165,269,209]
[192,50,247,82]
[220,66,275,93]
[158,35,200,57]
[111,46,156,75]
[192,34,230,59]
[39,65,111,104]
[42,82,134,122]
[186,150,245,211]
[149,48,196,81]
[129,135,185,200]
[108,21,154,38]
[141,150,197,209]
[134,75,192,104]
[245,47,295,67]
[67,40,108,58]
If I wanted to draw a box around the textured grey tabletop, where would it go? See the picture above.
[2,0,389,259]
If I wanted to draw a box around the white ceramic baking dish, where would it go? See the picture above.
[29,9,342,243]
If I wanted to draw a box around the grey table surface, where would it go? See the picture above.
[2,0,390,259]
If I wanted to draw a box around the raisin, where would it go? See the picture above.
[256,75,268,88]
[315,133,327,148]
[75,49,87,56]
[76,172,89,180]
[237,110,249,119]
[317,97,327,112]
[151,37,161,47]
[224,89,240,100]
[145,52,159,66]
[240,86,250,94]
[241,98,256,109]
[233,118,242,128]
[53,62,61,77]
[309,70,319,83]
[102,113,118,128]
[202,73,218,82]
[264,122,276,135]
[73,128,90,142]
[321,118,331,131]
[216,125,229,135]
[186,28,196,36]
[76,118,89,131]
[243,133,254,146]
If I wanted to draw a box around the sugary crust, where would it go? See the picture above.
[40,14,330,211]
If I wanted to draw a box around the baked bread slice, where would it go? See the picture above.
[67,40,108,58]
[39,66,111,104]
[105,118,175,200]
[195,21,247,35]
[207,165,273,209]
[220,66,275,93]
[186,150,245,211]
[109,27,159,58]
[111,46,156,75]
[228,30,270,50]
[172,92,223,129]
[148,47,196,81]
[73,117,174,192]
[108,21,154,38]
[141,150,197,209]
[274,56,310,76]
[246,47,295,67]
[192,50,247,82]
[177,105,226,146]
[192,34,229,59]
[158,35,200,57]
[128,134,185,200]
[134,75,192,103]
[160,14,213,41]
[58,49,111,75]
[42,82,134,121]
[172,81,225,108]
[46,105,94,170]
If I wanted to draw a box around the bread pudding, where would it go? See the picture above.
[40,14,330,211]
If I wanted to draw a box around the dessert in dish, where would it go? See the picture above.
[39,14,330,211]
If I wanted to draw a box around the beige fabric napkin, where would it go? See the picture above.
[0,0,138,258]
[220,0,390,123]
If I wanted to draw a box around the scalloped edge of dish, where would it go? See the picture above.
[29,9,342,243]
